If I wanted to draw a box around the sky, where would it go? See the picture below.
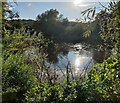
[9,0,111,21]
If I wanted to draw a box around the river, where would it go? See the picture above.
[46,43,106,77]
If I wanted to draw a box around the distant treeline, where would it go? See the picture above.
[7,9,102,45]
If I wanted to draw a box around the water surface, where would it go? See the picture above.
[47,43,105,75]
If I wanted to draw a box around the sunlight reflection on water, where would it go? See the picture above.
[74,56,93,74]
[55,44,95,77]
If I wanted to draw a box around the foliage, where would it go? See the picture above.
[24,56,120,103]
[2,1,120,103]
[3,55,119,102]
[2,27,48,102]
[85,56,120,102]
[33,9,66,40]
[2,1,19,28]
[63,23,85,43]
[33,9,101,44]
[97,1,120,53]
[2,51,38,102]
[24,79,87,103]
[80,1,120,102]
[2,27,47,53]
[82,1,120,53]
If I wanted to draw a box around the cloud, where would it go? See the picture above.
[78,4,89,7]
[77,2,97,7]
[69,19,76,22]
[27,3,32,7]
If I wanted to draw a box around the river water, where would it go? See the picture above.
[25,43,106,77]
[46,43,106,76]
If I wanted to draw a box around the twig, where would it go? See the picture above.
[97,0,109,10]
[56,64,66,77]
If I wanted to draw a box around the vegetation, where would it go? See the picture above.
[1,0,120,103]
[24,9,101,44]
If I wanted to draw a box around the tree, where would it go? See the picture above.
[97,1,120,54]
[2,2,49,102]
[33,9,68,41]
[81,1,120,102]
[2,1,19,28]
[82,1,120,54]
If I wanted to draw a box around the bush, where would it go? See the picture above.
[2,51,38,102]
[85,56,120,102]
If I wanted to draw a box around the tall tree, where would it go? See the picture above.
[34,9,66,41]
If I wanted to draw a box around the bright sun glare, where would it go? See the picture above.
[73,0,82,6]
[75,58,80,67]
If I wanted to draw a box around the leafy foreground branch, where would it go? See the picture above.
[23,56,119,103]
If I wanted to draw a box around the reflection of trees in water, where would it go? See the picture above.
[93,50,105,63]
[46,43,107,65]
[92,49,111,63]
[46,43,69,64]
[46,43,58,63]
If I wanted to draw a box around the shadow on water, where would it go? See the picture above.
[46,43,69,64]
